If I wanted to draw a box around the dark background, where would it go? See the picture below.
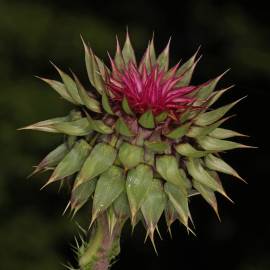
[0,0,269,269]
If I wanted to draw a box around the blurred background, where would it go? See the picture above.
[0,0,269,269]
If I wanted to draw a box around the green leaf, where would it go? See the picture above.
[19,116,69,133]
[44,140,91,187]
[194,70,229,100]
[114,37,125,70]
[53,118,93,136]
[113,191,130,219]
[115,117,135,137]
[122,97,134,115]
[209,128,247,139]
[73,73,101,113]
[165,200,178,232]
[192,180,219,218]
[141,179,166,250]
[122,31,136,65]
[176,47,200,76]
[30,143,69,176]
[156,39,170,71]
[186,158,226,195]
[92,166,125,222]
[84,110,113,134]
[194,97,245,126]
[164,122,191,139]
[82,38,105,94]
[144,141,170,153]
[70,178,97,215]
[156,155,188,193]
[37,77,75,104]
[141,179,166,228]
[138,110,155,129]
[197,136,252,151]
[118,142,144,169]
[102,93,114,115]
[74,143,117,189]
[205,154,244,181]
[175,142,208,158]
[126,164,153,222]
[155,111,168,123]
[164,182,190,228]
[186,117,230,138]
[51,63,82,104]
[176,58,200,87]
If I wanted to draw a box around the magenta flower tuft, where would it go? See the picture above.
[107,60,198,115]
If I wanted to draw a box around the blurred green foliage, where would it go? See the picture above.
[0,1,269,270]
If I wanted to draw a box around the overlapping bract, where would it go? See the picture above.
[22,32,252,249]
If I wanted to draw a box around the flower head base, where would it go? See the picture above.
[107,61,197,115]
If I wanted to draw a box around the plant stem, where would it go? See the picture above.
[79,214,125,270]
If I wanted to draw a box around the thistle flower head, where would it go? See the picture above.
[21,31,252,253]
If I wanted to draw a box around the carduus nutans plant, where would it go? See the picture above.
[21,32,252,270]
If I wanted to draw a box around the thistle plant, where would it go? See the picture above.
[21,32,252,270]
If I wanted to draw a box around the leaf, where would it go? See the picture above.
[194,70,229,100]
[209,128,248,139]
[186,117,231,138]
[30,143,69,176]
[126,164,153,222]
[176,47,200,76]
[84,110,113,134]
[37,77,74,103]
[156,155,188,193]
[82,37,105,94]
[122,96,134,115]
[204,154,244,181]
[186,158,226,196]
[43,140,91,187]
[141,179,166,251]
[51,63,82,104]
[175,142,208,158]
[113,191,130,219]
[70,178,97,215]
[164,182,190,228]
[73,73,101,113]
[176,57,201,87]
[122,31,136,65]
[192,180,219,219]
[141,179,166,228]
[53,118,93,136]
[156,39,170,71]
[114,37,125,70]
[19,116,69,133]
[197,136,252,151]
[144,141,170,153]
[118,142,144,169]
[138,110,155,129]
[165,200,178,233]
[115,117,135,137]
[102,93,114,115]
[164,122,191,139]
[155,111,168,123]
[194,97,245,126]
[74,143,117,189]
[92,166,125,222]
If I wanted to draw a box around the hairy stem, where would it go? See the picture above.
[79,214,125,270]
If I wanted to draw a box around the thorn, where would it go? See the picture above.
[62,201,71,216]
[167,226,173,238]
[156,225,162,240]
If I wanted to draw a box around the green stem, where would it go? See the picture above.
[79,214,125,270]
